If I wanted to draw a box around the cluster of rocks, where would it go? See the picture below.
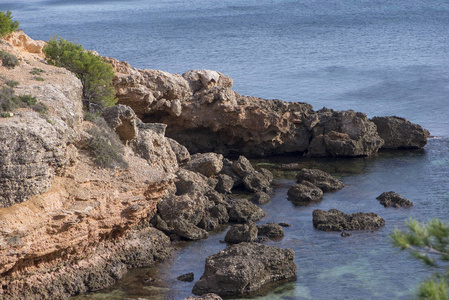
[224,221,284,244]
[107,59,428,158]
[376,191,413,208]
[287,168,344,204]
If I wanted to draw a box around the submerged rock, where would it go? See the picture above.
[312,209,385,231]
[376,191,413,208]
[371,116,427,149]
[192,243,297,297]
[177,272,195,282]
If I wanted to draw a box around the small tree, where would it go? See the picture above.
[43,37,116,109]
[0,11,19,38]
[391,218,449,299]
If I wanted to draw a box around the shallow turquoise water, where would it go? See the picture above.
[4,1,449,299]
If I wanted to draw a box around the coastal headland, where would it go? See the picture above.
[0,31,428,299]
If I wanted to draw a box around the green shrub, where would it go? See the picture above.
[83,110,101,122]
[5,79,19,87]
[31,102,48,115]
[0,11,19,38]
[43,37,116,110]
[87,119,127,168]
[0,86,37,112]
[30,68,45,75]
[0,50,19,68]
[34,76,45,81]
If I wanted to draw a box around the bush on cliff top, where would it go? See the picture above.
[0,11,19,38]
[0,50,19,69]
[43,37,117,110]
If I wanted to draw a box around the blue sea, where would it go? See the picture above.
[3,0,449,299]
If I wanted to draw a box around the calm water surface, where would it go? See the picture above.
[4,0,449,299]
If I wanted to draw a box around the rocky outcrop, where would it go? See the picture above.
[228,199,266,223]
[376,191,413,208]
[287,181,323,204]
[192,243,297,297]
[224,221,258,244]
[0,34,178,299]
[287,169,343,204]
[295,168,344,192]
[183,294,223,300]
[257,223,285,239]
[312,209,385,231]
[371,116,427,149]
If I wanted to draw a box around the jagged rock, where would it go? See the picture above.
[215,174,234,194]
[341,232,352,237]
[224,222,258,244]
[257,223,284,239]
[131,125,178,173]
[242,172,272,194]
[371,116,428,149]
[232,156,256,177]
[295,168,344,192]
[228,199,266,223]
[376,191,413,208]
[307,110,384,157]
[175,169,212,195]
[259,168,274,184]
[168,137,191,164]
[184,153,224,177]
[192,243,297,297]
[312,209,385,231]
[172,219,209,240]
[287,181,323,204]
[183,293,223,300]
[250,191,271,204]
[102,104,138,141]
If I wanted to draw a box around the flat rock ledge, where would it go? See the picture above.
[312,209,385,231]
[376,191,413,208]
[192,242,297,297]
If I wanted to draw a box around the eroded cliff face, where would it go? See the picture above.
[0,32,177,299]
[108,58,392,157]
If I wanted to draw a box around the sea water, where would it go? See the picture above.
[3,0,449,299]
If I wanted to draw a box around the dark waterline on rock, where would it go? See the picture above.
[4,0,449,299]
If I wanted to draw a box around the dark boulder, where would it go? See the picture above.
[192,243,297,297]
[168,137,191,164]
[228,199,266,223]
[287,181,323,204]
[250,191,271,205]
[242,172,272,194]
[371,116,427,149]
[257,223,284,239]
[312,209,385,231]
[215,174,234,194]
[178,272,195,282]
[224,222,258,244]
[376,191,413,208]
[295,168,344,192]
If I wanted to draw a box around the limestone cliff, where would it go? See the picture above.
[0,32,177,299]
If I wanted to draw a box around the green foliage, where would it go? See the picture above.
[34,76,45,81]
[83,110,101,122]
[0,85,43,114]
[391,218,449,299]
[30,102,48,115]
[86,118,127,169]
[0,11,19,37]
[0,50,19,68]
[30,67,45,75]
[4,79,19,87]
[43,37,116,109]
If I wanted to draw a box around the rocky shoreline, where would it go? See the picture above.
[0,32,427,299]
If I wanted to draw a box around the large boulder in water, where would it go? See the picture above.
[312,209,385,231]
[228,199,266,223]
[192,243,297,297]
[224,222,258,244]
[371,116,428,149]
[307,109,384,157]
[295,168,344,192]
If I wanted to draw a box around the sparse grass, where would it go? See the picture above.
[83,110,101,122]
[34,76,45,81]
[5,79,19,87]
[30,67,45,75]
[0,50,19,69]
[30,102,48,115]
[86,117,127,169]
[0,85,48,118]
